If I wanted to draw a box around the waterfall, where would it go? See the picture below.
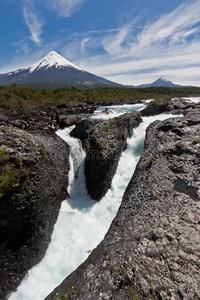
[8,106,181,300]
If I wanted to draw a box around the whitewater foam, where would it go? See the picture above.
[90,103,146,120]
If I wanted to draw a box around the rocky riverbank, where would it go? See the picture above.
[141,98,199,116]
[0,105,95,131]
[46,107,200,300]
[0,127,70,299]
[0,103,96,299]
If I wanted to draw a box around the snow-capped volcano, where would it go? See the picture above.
[29,51,82,73]
[0,51,120,89]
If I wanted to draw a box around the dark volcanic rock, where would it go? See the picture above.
[58,114,89,129]
[0,106,95,131]
[85,111,142,200]
[70,119,97,140]
[46,109,200,300]
[0,127,70,299]
[70,119,99,151]
[141,98,200,117]
[141,98,172,116]
[169,99,200,115]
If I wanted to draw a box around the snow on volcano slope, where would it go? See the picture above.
[29,51,82,73]
[0,51,121,88]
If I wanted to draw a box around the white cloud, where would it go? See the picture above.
[23,0,44,46]
[1,0,200,87]
[134,0,200,49]
[102,25,131,55]
[76,0,200,86]
[14,40,32,55]
[108,64,200,87]
[81,37,91,51]
[47,0,87,18]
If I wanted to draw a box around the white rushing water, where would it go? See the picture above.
[9,105,181,300]
[182,97,200,104]
[89,103,146,120]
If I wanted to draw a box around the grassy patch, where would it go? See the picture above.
[0,149,30,198]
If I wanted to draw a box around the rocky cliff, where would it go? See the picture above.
[0,127,70,299]
[84,111,142,200]
[46,107,200,300]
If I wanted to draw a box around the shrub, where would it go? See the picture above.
[191,138,199,145]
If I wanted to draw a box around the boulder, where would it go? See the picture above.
[141,98,172,116]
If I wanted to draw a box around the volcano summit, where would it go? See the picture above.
[0,51,120,89]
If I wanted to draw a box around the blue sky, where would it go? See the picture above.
[0,0,200,86]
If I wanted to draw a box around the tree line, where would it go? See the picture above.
[0,84,200,109]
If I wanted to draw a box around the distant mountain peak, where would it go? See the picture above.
[137,77,182,88]
[156,78,168,82]
[29,51,82,73]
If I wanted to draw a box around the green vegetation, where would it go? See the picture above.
[55,288,75,300]
[110,119,117,124]
[40,147,49,161]
[148,156,154,165]
[126,279,157,299]
[102,124,110,131]
[102,118,118,132]
[0,84,200,109]
[127,283,141,300]
[56,295,69,300]
[143,174,149,189]
[143,183,149,189]
[86,249,93,254]
[0,149,30,198]
[191,138,199,144]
